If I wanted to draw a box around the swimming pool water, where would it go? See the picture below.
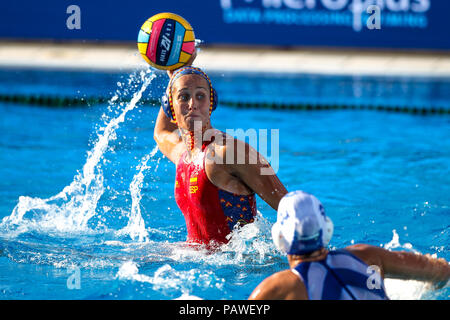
[0,68,449,300]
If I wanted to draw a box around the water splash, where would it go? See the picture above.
[385,278,433,300]
[382,229,434,300]
[0,69,156,239]
[115,145,160,242]
[116,260,223,299]
[111,213,285,299]
[221,211,279,264]
[167,212,282,267]
[384,229,414,251]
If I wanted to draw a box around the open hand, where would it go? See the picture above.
[166,49,197,79]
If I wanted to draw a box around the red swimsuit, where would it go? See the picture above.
[174,141,257,245]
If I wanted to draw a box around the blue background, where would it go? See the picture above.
[0,0,449,50]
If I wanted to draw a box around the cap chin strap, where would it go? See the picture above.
[271,217,334,254]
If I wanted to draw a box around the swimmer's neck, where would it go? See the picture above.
[179,124,214,158]
[288,248,329,268]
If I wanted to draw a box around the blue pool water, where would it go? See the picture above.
[0,68,449,300]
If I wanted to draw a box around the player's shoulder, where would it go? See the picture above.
[250,269,306,300]
[206,130,251,162]
[345,244,385,267]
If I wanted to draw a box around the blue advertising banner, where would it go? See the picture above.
[0,0,449,50]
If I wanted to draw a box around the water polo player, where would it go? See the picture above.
[153,64,288,246]
[249,191,450,300]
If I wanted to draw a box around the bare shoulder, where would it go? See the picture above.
[205,129,233,160]
[345,244,384,268]
[204,130,234,173]
[205,129,287,208]
[249,269,307,300]
[204,130,255,194]
[207,131,261,164]
[206,130,243,160]
[345,244,378,258]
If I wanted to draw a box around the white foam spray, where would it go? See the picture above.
[115,145,160,242]
[116,260,223,299]
[0,69,156,239]
[167,212,281,267]
[383,229,434,300]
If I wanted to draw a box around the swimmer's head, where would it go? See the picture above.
[272,191,334,255]
[161,66,218,129]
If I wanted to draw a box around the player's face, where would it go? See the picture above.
[171,75,211,131]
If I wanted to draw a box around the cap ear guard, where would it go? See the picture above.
[161,93,173,120]
[322,217,334,248]
[271,222,291,253]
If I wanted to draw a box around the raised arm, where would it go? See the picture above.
[153,107,184,164]
[154,51,198,164]
[346,244,450,286]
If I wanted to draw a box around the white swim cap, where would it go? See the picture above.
[272,191,334,255]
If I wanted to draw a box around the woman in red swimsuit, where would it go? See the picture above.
[154,58,288,247]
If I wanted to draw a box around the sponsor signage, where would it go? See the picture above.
[0,0,448,50]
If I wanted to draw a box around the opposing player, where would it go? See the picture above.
[249,191,450,300]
